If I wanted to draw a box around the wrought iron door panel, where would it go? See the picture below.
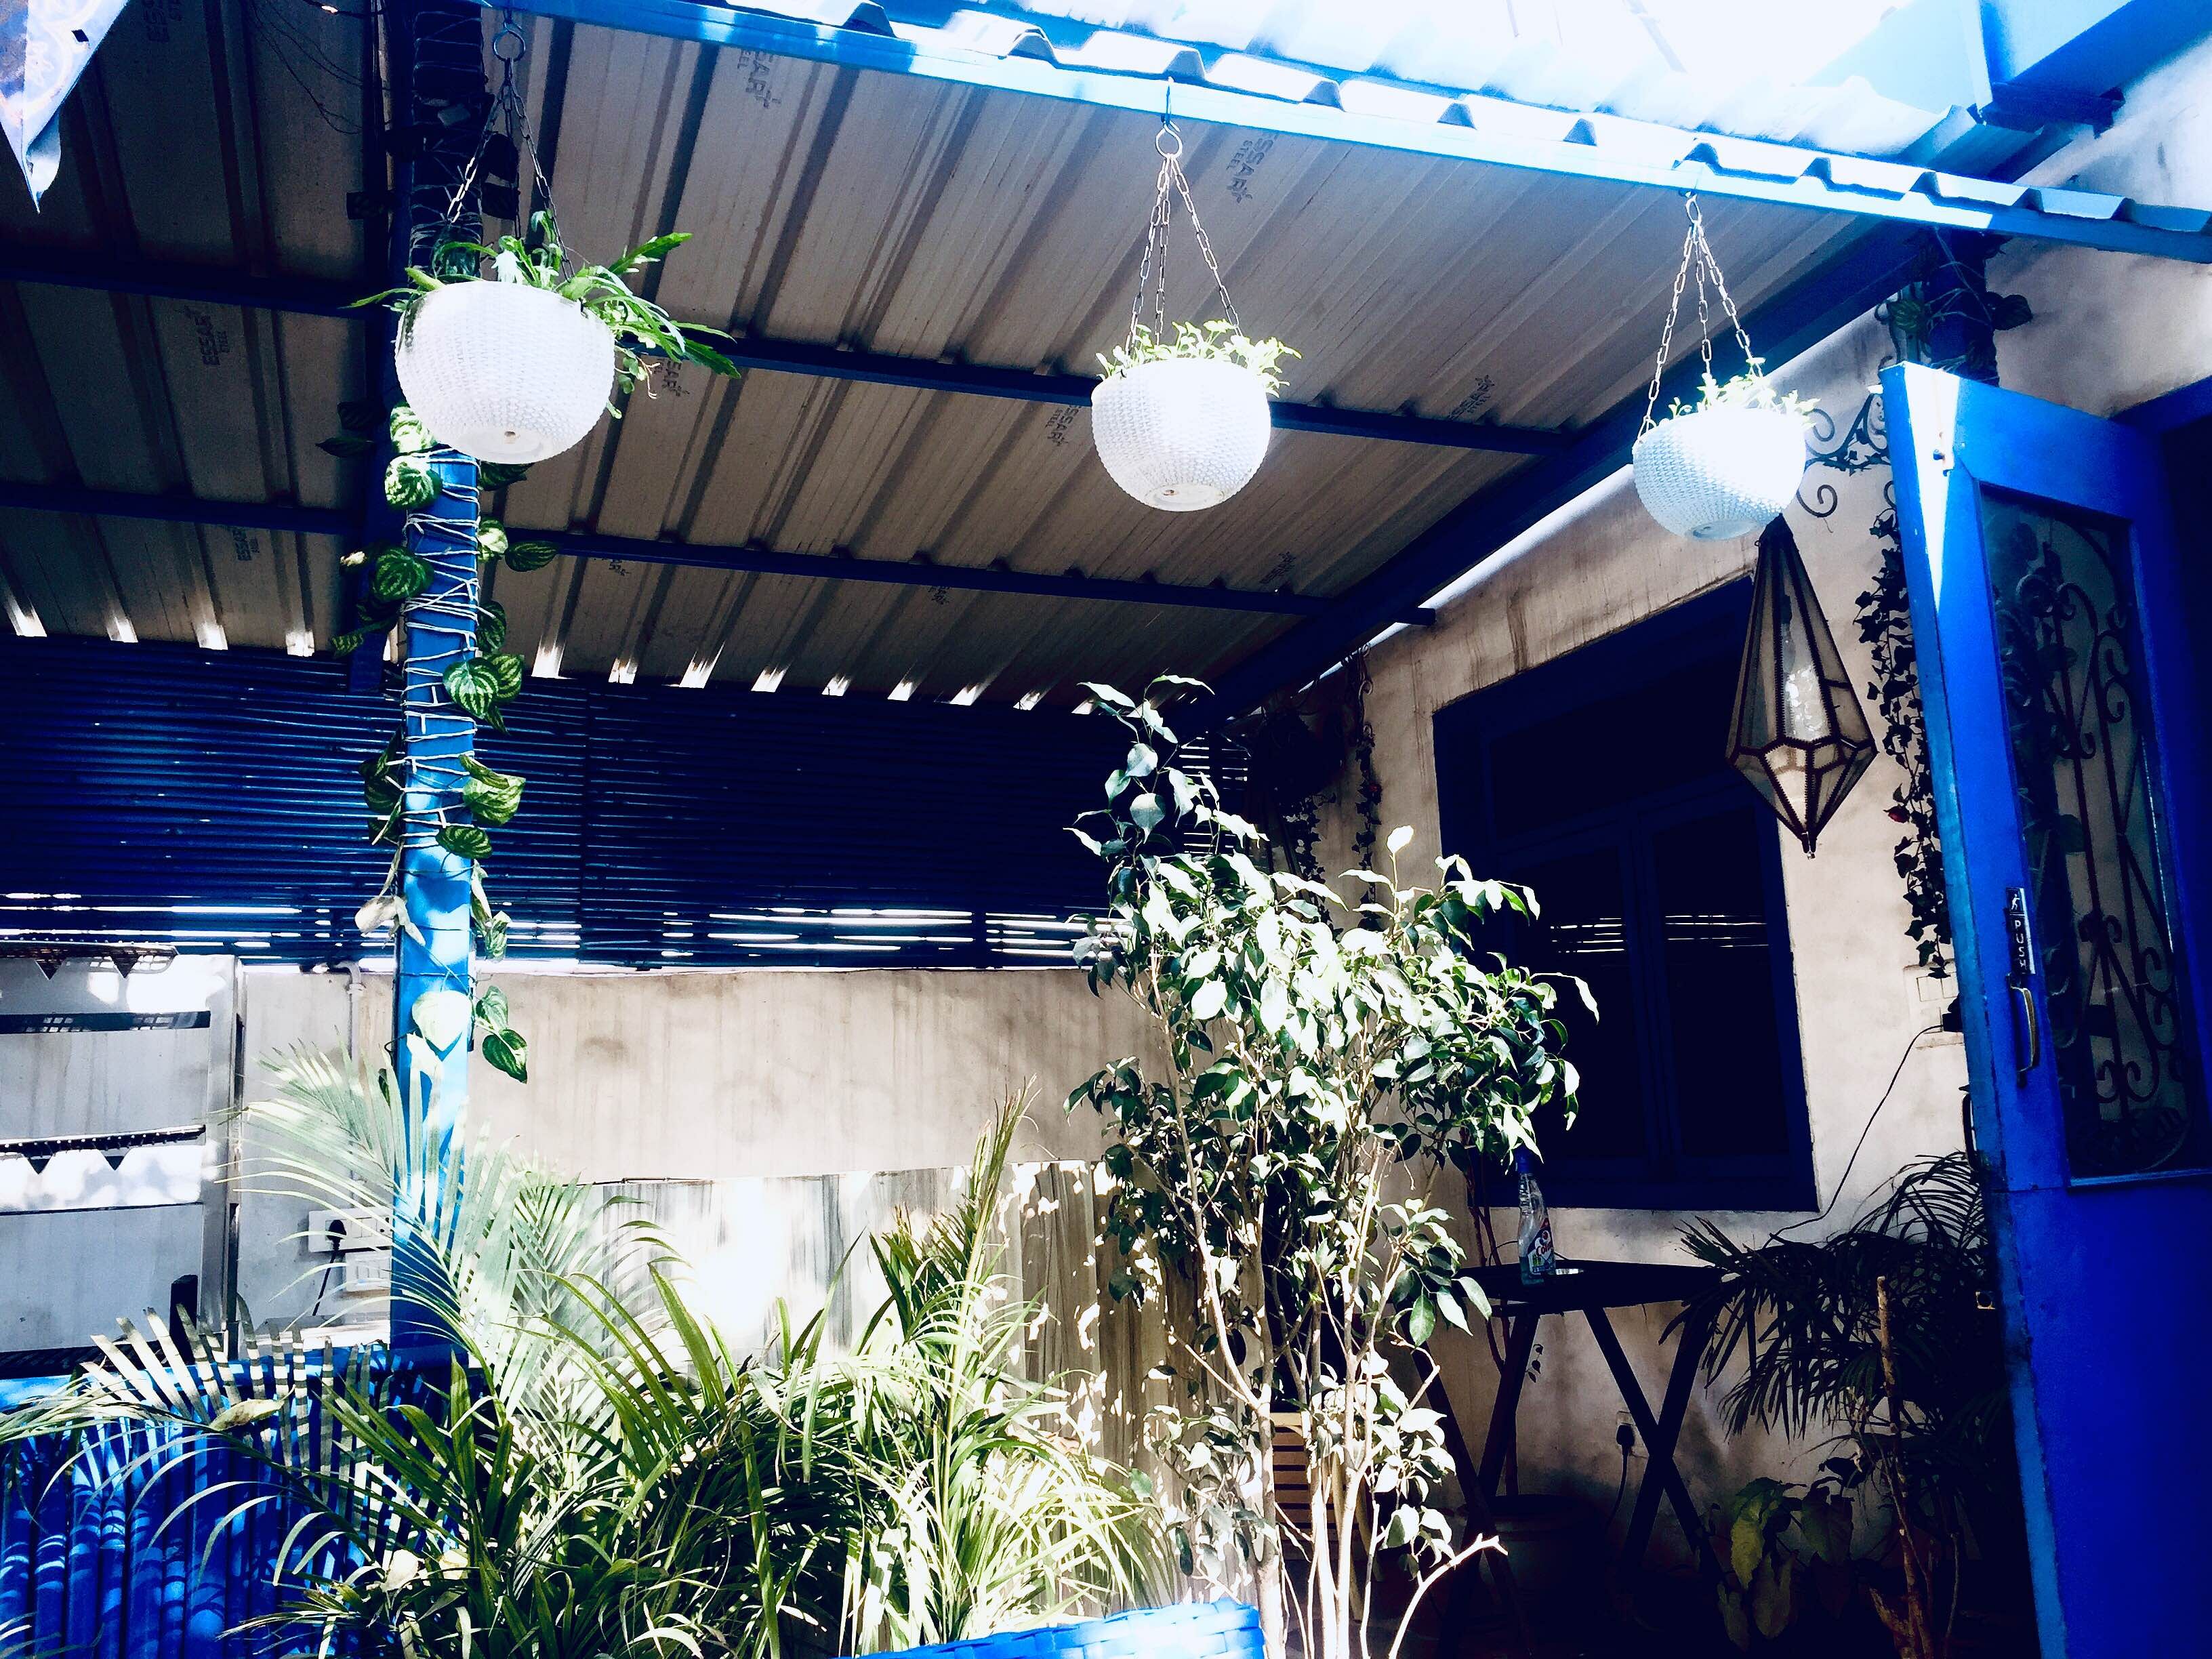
[1887,363,2212,1659]
[1979,491,2204,1176]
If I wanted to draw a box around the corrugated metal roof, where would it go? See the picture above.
[0,3,2200,709]
[878,0,1952,160]
[670,0,2211,246]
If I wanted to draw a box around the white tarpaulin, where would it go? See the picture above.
[2,0,133,205]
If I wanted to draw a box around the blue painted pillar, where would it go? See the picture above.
[389,450,478,1353]
[384,0,487,1355]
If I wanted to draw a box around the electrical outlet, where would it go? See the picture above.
[308,1208,389,1254]
[1616,1410,1641,1455]
[340,1251,392,1297]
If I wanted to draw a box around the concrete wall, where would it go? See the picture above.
[1992,32,2212,413]
[1304,314,1971,1535]
[1293,31,2212,1549]
[234,965,1160,1328]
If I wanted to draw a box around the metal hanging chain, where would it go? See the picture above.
[431,10,562,262]
[1639,191,1763,434]
[1125,112,1242,349]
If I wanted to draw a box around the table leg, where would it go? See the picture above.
[1477,1313,1538,1500]
[1584,1304,1719,1580]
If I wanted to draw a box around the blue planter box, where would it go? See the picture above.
[888,1600,1263,1659]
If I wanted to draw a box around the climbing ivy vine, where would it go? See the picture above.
[1853,522,1951,981]
[323,401,541,1080]
[1803,236,2031,987]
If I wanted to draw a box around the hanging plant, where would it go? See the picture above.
[365,217,739,465]
[1091,123,1294,511]
[1632,193,1812,541]
[355,16,737,466]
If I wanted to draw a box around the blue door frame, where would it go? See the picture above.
[1885,363,2212,1655]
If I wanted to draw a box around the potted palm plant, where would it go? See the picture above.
[367,213,739,465]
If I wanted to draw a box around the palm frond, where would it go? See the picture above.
[1682,1152,2010,1517]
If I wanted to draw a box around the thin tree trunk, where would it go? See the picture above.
[1258,1551,1289,1659]
[1872,1276,1943,1659]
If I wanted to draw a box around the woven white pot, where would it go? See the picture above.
[1631,403,1807,540]
[395,281,617,465]
[1091,356,1271,512]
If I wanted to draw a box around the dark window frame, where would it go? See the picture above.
[1434,583,1816,1212]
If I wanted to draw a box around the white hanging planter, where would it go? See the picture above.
[1091,356,1273,512]
[1631,403,1808,541]
[395,281,616,466]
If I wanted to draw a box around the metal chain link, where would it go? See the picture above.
[433,9,562,262]
[1639,191,1766,435]
[1125,113,1242,349]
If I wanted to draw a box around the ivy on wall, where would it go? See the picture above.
[1803,234,2031,989]
[1234,651,1382,882]
[1853,521,1952,981]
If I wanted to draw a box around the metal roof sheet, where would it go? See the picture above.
[635,0,2211,251]
[1,2,2206,712]
[886,0,1952,160]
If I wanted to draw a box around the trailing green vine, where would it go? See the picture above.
[1345,651,1382,871]
[327,401,543,1081]
[1803,237,2030,989]
[1852,523,1951,981]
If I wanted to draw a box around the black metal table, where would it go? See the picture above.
[1468,1260,1724,1578]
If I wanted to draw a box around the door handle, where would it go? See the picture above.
[2005,887,2041,1084]
[2011,981,2041,1081]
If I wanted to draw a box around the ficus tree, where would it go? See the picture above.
[1065,677,1583,1659]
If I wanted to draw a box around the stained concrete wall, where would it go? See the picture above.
[233,966,1159,1329]
[1294,33,2212,1551]
[1303,314,1971,1538]
[1991,33,2212,413]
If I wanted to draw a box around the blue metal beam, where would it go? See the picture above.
[0,482,351,536]
[1189,228,1931,726]
[0,480,1431,623]
[488,0,2212,264]
[0,250,1568,455]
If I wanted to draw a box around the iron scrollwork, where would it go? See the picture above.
[1988,508,2200,1175]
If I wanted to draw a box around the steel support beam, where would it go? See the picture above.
[0,483,350,535]
[1190,228,1935,726]
[0,250,1569,455]
[0,481,1431,624]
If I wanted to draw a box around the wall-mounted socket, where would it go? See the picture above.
[1616,1410,1641,1456]
[340,1252,392,1297]
[307,1208,389,1254]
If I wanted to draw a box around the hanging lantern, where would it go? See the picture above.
[1632,193,1809,540]
[1090,122,1290,512]
[1726,518,1875,855]
[396,279,616,464]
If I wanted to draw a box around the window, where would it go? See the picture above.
[1434,584,1813,1210]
